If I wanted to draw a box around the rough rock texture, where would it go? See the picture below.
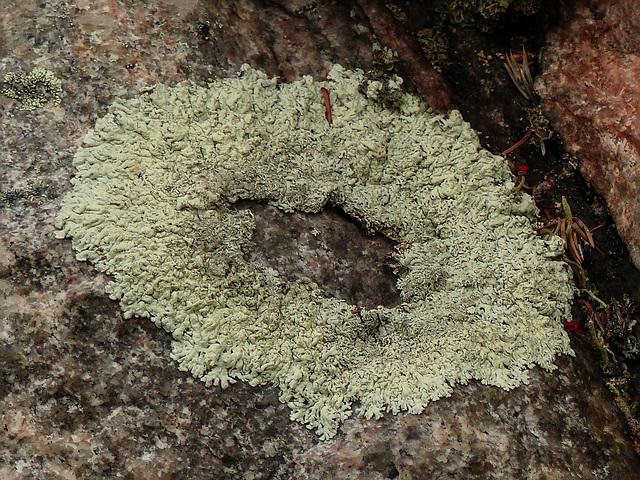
[357,0,453,111]
[536,0,640,269]
[240,202,401,310]
[1,0,639,478]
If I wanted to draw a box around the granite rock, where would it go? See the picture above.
[1,0,639,478]
[536,0,640,270]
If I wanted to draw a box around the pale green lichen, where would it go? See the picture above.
[2,67,62,110]
[56,64,574,439]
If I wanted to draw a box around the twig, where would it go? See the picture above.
[502,128,531,156]
[321,87,332,125]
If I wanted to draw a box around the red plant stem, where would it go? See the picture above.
[357,0,452,112]
[321,87,332,125]
[502,129,531,156]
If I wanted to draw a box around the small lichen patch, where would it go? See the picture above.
[56,65,574,439]
[2,67,62,110]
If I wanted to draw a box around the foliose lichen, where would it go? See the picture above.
[56,64,574,439]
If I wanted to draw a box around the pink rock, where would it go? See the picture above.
[536,0,640,269]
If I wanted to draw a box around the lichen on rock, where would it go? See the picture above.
[56,64,574,439]
[2,67,62,110]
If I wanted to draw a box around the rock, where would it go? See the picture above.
[1,0,639,476]
[535,0,640,270]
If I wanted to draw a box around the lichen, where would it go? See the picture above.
[2,67,62,110]
[56,64,574,439]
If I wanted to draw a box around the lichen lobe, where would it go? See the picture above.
[56,64,574,439]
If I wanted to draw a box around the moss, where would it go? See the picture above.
[56,65,574,439]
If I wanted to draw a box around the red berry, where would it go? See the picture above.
[518,165,529,173]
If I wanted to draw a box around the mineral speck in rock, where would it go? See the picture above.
[56,64,574,439]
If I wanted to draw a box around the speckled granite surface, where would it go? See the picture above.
[536,0,640,271]
[1,1,639,479]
